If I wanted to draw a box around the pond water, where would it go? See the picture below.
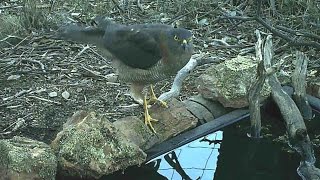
[103,111,320,180]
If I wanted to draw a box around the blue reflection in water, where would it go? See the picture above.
[103,112,319,180]
[150,131,223,180]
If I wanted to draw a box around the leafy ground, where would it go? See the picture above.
[0,0,319,145]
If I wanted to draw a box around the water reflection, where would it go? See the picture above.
[214,124,301,180]
[155,132,222,180]
[103,112,319,180]
[102,132,222,180]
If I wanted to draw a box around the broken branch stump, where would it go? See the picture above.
[292,51,313,120]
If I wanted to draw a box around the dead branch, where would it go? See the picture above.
[158,56,198,101]
[22,58,46,72]
[275,25,320,41]
[3,89,32,101]
[261,34,320,178]
[72,45,90,60]
[28,95,62,105]
[136,0,144,12]
[247,30,265,138]
[292,51,313,120]
[158,54,218,101]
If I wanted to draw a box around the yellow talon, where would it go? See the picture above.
[148,85,168,108]
[143,96,158,133]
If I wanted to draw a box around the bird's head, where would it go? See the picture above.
[167,28,193,52]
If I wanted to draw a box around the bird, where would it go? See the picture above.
[56,17,193,133]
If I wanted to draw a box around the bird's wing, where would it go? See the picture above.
[103,26,166,70]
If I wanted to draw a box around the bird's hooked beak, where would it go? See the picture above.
[182,39,187,50]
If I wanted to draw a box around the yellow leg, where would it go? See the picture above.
[144,95,158,133]
[148,85,168,108]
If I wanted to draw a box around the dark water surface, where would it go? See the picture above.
[103,111,320,180]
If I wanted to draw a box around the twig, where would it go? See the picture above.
[118,104,140,108]
[81,65,108,79]
[167,12,193,25]
[222,14,320,47]
[220,15,255,21]
[12,35,30,50]
[28,95,62,105]
[88,47,111,64]
[6,105,23,109]
[111,0,125,13]
[270,0,276,16]
[2,113,32,132]
[275,25,320,41]
[0,5,23,9]
[158,55,198,101]
[210,39,230,46]
[210,44,253,49]
[73,45,90,60]
[105,82,120,86]
[136,0,144,12]
[0,35,24,48]
[3,88,33,101]
[22,59,46,72]
[158,53,218,101]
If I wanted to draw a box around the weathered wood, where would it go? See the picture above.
[261,35,320,179]
[158,55,199,102]
[247,62,265,138]
[187,95,231,119]
[248,30,266,138]
[158,53,218,101]
[292,51,313,120]
[264,35,311,159]
[283,86,320,113]
[184,100,213,124]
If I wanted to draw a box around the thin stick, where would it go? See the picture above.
[72,45,90,60]
[28,95,62,105]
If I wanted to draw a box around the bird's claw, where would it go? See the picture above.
[144,114,158,133]
[148,98,168,108]
[157,99,168,108]
[149,85,168,108]
[144,95,158,133]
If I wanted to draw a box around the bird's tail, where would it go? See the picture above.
[55,17,115,47]
[55,23,105,47]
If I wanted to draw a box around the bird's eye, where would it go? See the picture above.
[174,35,179,41]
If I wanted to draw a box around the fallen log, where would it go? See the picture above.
[283,86,320,113]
